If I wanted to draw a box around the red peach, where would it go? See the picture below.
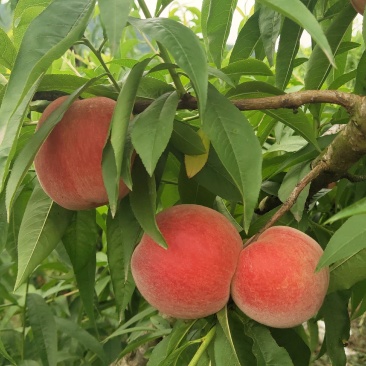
[34,96,131,210]
[131,204,243,319]
[350,0,366,14]
[231,226,329,328]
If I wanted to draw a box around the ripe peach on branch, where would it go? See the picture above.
[34,96,131,210]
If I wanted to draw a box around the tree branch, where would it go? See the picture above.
[245,162,327,247]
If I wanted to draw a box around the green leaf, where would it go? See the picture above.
[259,6,281,66]
[132,91,179,176]
[105,306,157,341]
[304,3,356,89]
[178,166,216,207]
[195,147,242,202]
[0,336,16,365]
[6,76,104,217]
[202,85,262,231]
[321,292,350,366]
[99,0,132,56]
[103,57,152,216]
[171,120,207,155]
[148,320,196,366]
[244,320,294,365]
[270,328,311,366]
[317,215,366,270]
[257,0,335,66]
[15,183,74,289]
[107,196,141,320]
[128,16,207,112]
[55,317,108,364]
[201,0,238,67]
[221,59,273,77]
[230,11,261,63]
[130,158,167,248]
[326,197,366,224]
[63,210,98,326]
[0,27,16,69]
[216,307,242,365]
[117,329,172,359]
[329,248,366,293]
[27,293,57,366]
[275,0,316,89]
[278,162,311,221]
[0,0,96,192]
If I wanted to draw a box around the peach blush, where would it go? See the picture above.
[131,204,243,319]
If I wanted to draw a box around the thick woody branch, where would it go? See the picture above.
[34,89,361,114]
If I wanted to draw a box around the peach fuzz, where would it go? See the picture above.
[350,0,366,14]
[131,204,243,319]
[34,96,131,210]
[231,226,329,328]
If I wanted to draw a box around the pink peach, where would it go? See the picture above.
[231,226,329,328]
[34,96,131,210]
[131,204,243,319]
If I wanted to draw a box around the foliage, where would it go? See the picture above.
[1,0,366,365]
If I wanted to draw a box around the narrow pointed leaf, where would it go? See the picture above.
[216,307,242,365]
[201,0,238,67]
[244,320,294,365]
[321,292,350,366]
[0,0,96,191]
[317,215,366,270]
[99,0,132,55]
[15,184,74,289]
[132,91,179,176]
[0,28,16,69]
[230,11,261,63]
[102,58,152,215]
[171,120,207,155]
[0,337,16,365]
[27,293,57,366]
[63,210,98,326]
[55,317,108,364]
[257,0,335,66]
[107,196,141,319]
[304,4,356,89]
[130,158,167,248]
[325,197,366,224]
[275,0,317,89]
[202,85,262,231]
[329,249,366,293]
[128,17,207,112]
[259,6,281,66]
[221,59,273,77]
[6,76,105,217]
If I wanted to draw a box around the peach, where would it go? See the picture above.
[34,96,131,210]
[350,0,366,14]
[131,204,243,319]
[231,226,329,328]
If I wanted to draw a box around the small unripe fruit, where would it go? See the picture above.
[350,0,366,14]
[34,96,131,210]
[231,226,329,328]
[131,204,243,319]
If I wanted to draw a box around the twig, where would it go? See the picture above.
[244,162,327,247]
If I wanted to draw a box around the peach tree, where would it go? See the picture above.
[1,0,366,364]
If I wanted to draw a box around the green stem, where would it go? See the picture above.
[82,38,121,92]
[21,279,30,361]
[137,0,186,97]
[188,326,216,366]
